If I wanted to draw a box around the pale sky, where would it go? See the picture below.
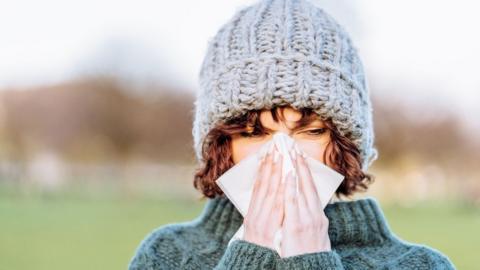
[1,0,478,130]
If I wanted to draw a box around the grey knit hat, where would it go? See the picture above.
[192,0,378,171]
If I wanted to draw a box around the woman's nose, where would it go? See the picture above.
[274,123,295,136]
[274,130,291,136]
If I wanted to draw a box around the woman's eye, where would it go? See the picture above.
[305,128,326,135]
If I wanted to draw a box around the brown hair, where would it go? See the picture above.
[193,106,375,200]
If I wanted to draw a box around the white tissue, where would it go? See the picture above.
[215,132,345,256]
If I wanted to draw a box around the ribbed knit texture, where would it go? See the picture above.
[128,196,456,269]
[192,0,379,171]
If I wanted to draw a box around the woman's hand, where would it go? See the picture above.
[243,144,285,250]
[280,146,332,258]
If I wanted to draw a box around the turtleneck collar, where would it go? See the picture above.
[193,195,395,247]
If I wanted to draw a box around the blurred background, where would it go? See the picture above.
[0,0,479,269]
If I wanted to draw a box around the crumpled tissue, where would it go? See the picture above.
[215,132,345,255]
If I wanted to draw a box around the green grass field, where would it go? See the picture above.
[0,189,478,270]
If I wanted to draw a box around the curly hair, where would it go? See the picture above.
[193,106,375,200]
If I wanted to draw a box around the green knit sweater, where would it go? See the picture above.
[128,195,456,269]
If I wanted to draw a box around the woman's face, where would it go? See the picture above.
[230,107,331,165]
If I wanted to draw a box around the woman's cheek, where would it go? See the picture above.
[295,139,328,163]
[231,139,267,164]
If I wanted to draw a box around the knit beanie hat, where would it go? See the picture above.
[192,0,379,171]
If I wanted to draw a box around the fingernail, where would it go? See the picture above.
[268,143,275,154]
[295,145,306,158]
[261,151,267,162]
[290,148,296,160]
[294,145,301,156]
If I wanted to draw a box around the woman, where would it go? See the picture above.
[128,0,456,269]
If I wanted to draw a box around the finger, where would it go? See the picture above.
[270,164,286,230]
[268,144,283,198]
[250,151,267,201]
[247,144,274,218]
[284,170,300,228]
[260,146,283,219]
[293,146,322,214]
[254,144,275,204]
[296,186,311,225]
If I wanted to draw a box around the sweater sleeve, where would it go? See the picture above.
[213,239,280,269]
[420,246,457,270]
[128,227,179,270]
[277,250,345,270]
[128,231,166,270]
